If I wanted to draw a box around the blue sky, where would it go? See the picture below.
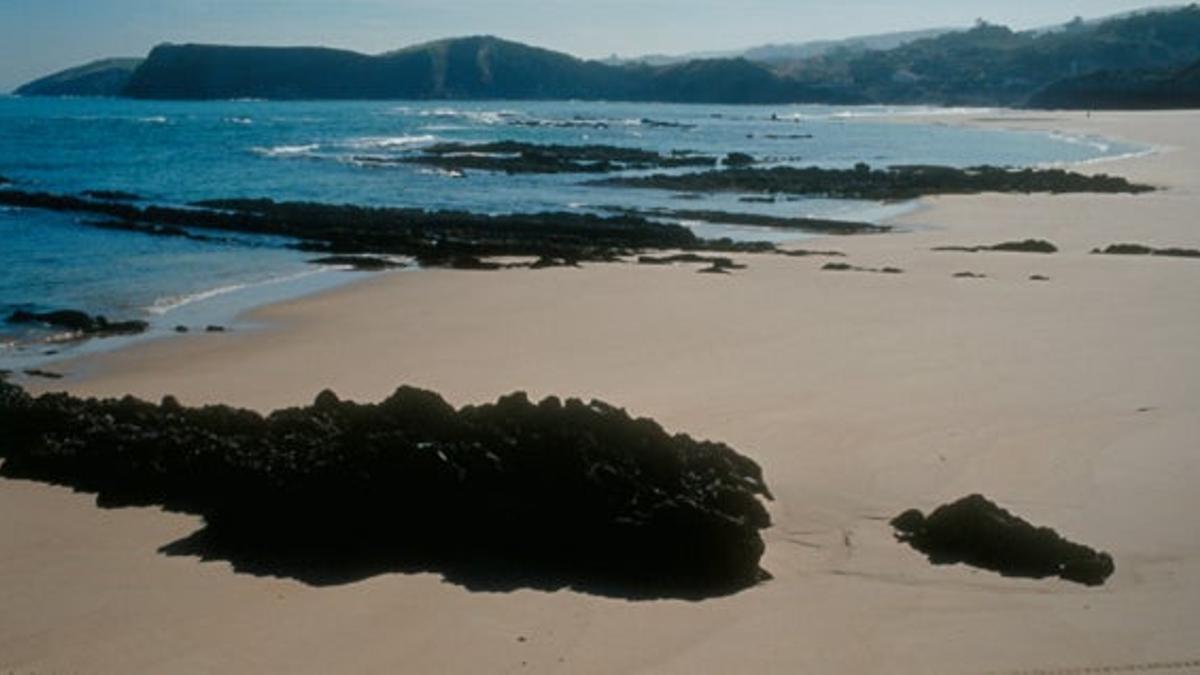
[0,0,1185,90]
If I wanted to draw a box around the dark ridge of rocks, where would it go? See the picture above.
[205,325,227,333]
[822,262,903,274]
[738,196,776,204]
[0,381,773,598]
[594,164,1154,200]
[779,249,846,258]
[1030,274,1051,281]
[81,190,142,202]
[22,369,64,380]
[638,254,746,271]
[597,206,888,235]
[1092,244,1200,259]
[86,219,232,244]
[0,189,715,266]
[892,494,1115,586]
[724,152,756,168]
[953,271,987,279]
[7,309,148,337]
[175,325,189,333]
[639,118,697,130]
[308,256,408,271]
[402,141,716,175]
[935,239,1059,254]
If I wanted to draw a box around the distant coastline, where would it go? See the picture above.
[14,6,1200,109]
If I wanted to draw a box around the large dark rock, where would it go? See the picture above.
[0,381,773,597]
[892,494,1115,586]
[7,309,148,337]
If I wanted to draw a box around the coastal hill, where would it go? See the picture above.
[119,37,847,103]
[13,5,1200,108]
[1029,58,1200,109]
[774,5,1200,106]
[13,57,143,97]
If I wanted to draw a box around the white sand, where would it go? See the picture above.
[3,110,1200,673]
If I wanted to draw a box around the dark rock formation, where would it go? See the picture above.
[598,206,888,235]
[724,152,756,168]
[205,325,227,333]
[953,271,987,279]
[1092,243,1200,259]
[21,369,65,380]
[892,494,1115,586]
[778,249,846,258]
[934,239,1058,254]
[0,381,773,597]
[403,141,716,175]
[638,253,746,271]
[1030,275,1051,281]
[596,164,1153,200]
[0,189,712,267]
[822,262,904,274]
[175,325,189,333]
[7,309,148,337]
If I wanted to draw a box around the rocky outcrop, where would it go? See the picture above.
[934,239,1058,254]
[403,141,716,175]
[0,381,773,597]
[597,164,1153,199]
[892,494,1115,586]
[1092,243,1200,258]
[7,309,148,337]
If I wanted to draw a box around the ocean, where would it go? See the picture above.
[0,97,1144,369]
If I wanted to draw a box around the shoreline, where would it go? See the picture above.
[5,109,1200,673]
[4,109,1153,384]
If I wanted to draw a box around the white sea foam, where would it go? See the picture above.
[147,269,328,315]
[251,143,320,158]
[225,117,254,125]
[139,116,169,124]
[344,134,438,150]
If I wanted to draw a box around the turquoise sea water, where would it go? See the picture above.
[0,97,1143,368]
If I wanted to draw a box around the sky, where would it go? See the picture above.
[0,0,1186,91]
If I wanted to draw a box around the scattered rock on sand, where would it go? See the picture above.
[892,494,1115,586]
[1092,243,1200,258]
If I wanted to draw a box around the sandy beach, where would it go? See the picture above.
[3,109,1200,673]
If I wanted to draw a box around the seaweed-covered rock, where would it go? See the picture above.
[0,381,773,597]
[892,494,1115,586]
